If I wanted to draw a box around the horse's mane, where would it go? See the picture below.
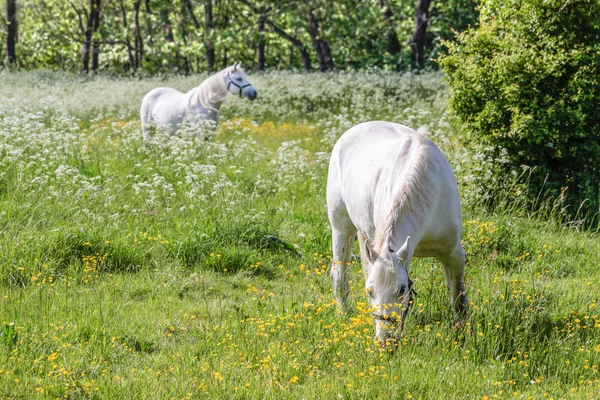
[373,129,437,252]
[188,66,243,111]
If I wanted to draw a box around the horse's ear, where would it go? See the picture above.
[364,239,379,264]
[396,236,411,263]
[233,62,239,71]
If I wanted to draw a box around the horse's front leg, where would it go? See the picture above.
[330,229,355,312]
[439,248,468,324]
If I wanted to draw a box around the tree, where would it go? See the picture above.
[441,0,600,215]
[256,12,266,70]
[204,0,215,69]
[80,0,103,73]
[133,0,143,70]
[306,7,334,71]
[410,0,430,69]
[117,0,134,69]
[379,0,401,70]
[6,0,17,66]
[11,0,479,73]
[266,18,312,70]
[428,0,479,65]
[237,0,312,70]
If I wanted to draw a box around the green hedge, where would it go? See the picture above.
[441,0,600,215]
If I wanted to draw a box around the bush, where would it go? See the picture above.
[441,0,600,217]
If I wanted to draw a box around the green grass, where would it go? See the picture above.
[0,71,599,399]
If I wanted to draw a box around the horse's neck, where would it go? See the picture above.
[189,72,228,112]
[371,186,402,251]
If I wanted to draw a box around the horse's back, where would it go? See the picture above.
[330,121,449,203]
[327,121,462,253]
[332,121,429,161]
[140,87,187,134]
[141,87,185,112]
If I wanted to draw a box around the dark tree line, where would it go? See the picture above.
[2,0,478,74]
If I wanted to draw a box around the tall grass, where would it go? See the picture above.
[0,71,599,399]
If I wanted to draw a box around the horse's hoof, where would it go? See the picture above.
[375,336,399,352]
[335,303,349,314]
[398,321,407,335]
[453,321,473,334]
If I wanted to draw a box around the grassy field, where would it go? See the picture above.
[1,70,599,399]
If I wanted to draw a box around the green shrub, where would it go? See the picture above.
[441,0,600,217]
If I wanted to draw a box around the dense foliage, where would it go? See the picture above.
[0,0,478,73]
[441,0,600,215]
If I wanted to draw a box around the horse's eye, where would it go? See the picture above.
[366,288,374,298]
[237,77,242,81]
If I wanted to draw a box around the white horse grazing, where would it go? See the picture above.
[140,63,257,139]
[327,121,467,343]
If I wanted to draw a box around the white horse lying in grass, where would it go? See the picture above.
[327,121,467,344]
[140,63,257,139]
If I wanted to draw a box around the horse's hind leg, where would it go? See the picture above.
[330,213,356,312]
[143,124,157,141]
[438,248,468,321]
[141,123,148,141]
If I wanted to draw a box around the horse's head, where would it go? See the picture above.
[225,62,258,101]
[363,237,414,345]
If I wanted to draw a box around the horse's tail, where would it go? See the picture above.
[140,93,152,140]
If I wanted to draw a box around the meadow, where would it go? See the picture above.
[0,70,599,399]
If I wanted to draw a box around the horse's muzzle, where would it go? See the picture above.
[248,90,258,101]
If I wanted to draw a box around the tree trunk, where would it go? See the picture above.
[158,3,182,70]
[144,0,154,44]
[118,0,134,70]
[321,40,334,70]
[179,3,191,74]
[307,11,333,71]
[133,0,144,69]
[183,0,200,29]
[91,1,104,73]
[205,0,215,70]
[81,32,90,71]
[91,40,100,72]
[256,14,266,70]
[81,0,102,73]
[159,6,174,42]
[270,21,311,71]
[6,0,17,66]
[410,0,430,69]
[182,0,201,73]
[237,0,311,71]
[378,0,401,70]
